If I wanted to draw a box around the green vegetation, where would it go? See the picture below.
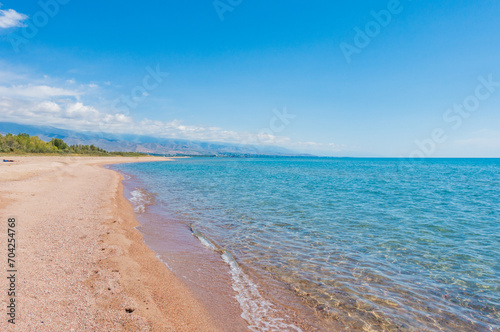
[0,133,145,156]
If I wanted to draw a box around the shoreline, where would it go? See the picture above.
[0,156,221,331]
[112,162,339,332]
[116,171,251,331]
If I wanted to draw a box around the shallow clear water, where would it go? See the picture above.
[114,158,500,331]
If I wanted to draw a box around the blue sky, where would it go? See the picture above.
[0,0,499,156]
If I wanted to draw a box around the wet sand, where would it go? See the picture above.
[0,156,231,331]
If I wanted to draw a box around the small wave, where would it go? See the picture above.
[129,188,156,213]
[156,253,173,271]
[191,228,222,253]
[192,228,302,332]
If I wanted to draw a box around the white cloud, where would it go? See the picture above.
[0,96,133,131]
[35,101,61,113]
[65,102,99,118]
[0,70,27,83]
[0,5,28,29]
[290,141,346,154]
[455,129,500,149]
[136,118,272,144]
[0,85,80,99]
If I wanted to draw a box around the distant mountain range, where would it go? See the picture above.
[0,122,310,157]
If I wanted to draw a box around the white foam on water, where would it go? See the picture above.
[129,188,154,213]
[192,230,301,332]
[156,254,173,271]
[221,252,302,332]
[197,234,218,251]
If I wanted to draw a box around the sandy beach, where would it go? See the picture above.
[0,156,226,331]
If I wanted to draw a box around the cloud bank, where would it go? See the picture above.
[0,69,340,154]
[0,72,289,145]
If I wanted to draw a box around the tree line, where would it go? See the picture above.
[0,133,145,156]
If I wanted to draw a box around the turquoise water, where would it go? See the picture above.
[114,158,499,331]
